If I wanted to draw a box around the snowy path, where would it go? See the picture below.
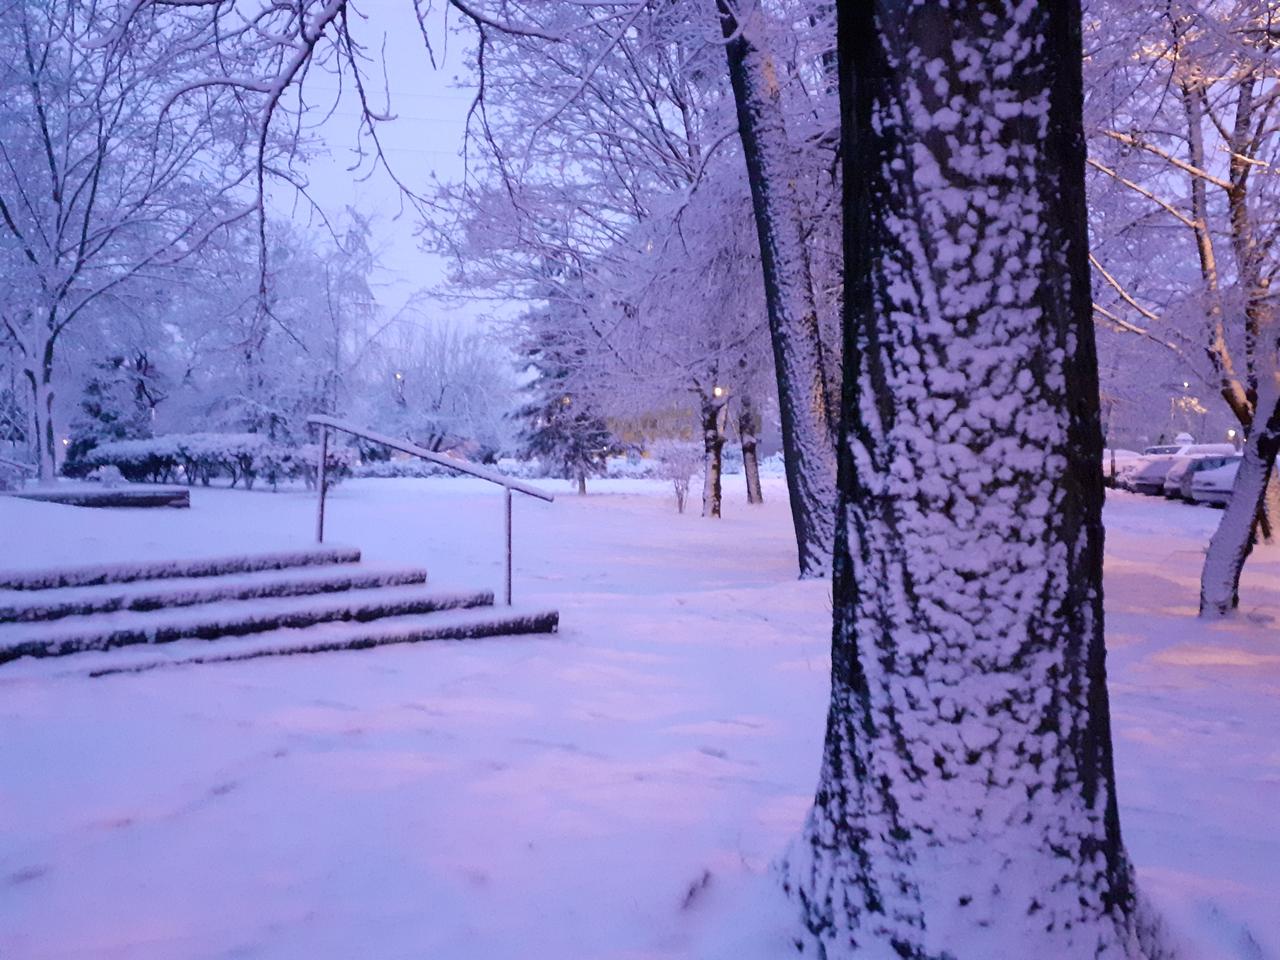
[0,480,1276,959]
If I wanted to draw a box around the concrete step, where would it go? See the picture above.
[0,546,362,592]
[0,585,495,664]
[8,484,190,508]
[0,606,559,678]
[0,564,430,623]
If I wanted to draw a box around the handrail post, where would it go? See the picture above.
[504,486,513,606]
[315,424,329,543]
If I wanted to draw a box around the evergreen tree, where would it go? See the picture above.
[0,385,25,456]
[514,325,624,495]
[64,355,158,476]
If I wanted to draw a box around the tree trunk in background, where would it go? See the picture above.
[577,473,587,496]
[701,392,726,518]
[738,397,764,504]
[787,3,1150,956]
[1201,380,1280,616]
[719,0,838,576]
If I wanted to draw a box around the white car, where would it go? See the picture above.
[1166,454,1240,499]
[1190,460,1240,507]
[1102,448,1142,484]
[1128,443,1238,495]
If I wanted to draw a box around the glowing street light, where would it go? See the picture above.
[712,385,725,398]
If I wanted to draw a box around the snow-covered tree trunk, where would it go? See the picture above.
[719,0,838,576]
[1201,379,1280,616]
[701,392,727,519]
[22,336,57,482]
[786,3,1149,956]
[738,398,764,505]
[1263,469,1280,544]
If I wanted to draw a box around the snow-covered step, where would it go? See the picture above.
[0,606,560,678]
[0,585,494,663]
[8,484,190,509]
[0,546,362,591]
[0,563,429,623]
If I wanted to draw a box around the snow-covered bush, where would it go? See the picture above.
[85,465,126,487]
[350,458,453,480]
[86,433,351,490]
[652,440,701,514]
[0,460,30,492]
[293,443,354,491]
[86,436,180,483]
[757,452,786,478]
[494,458,544,480]
[721,444,744,476]
[602,455,662,480]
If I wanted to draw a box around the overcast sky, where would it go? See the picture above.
[281,0,479,321]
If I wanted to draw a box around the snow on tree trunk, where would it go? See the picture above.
[702,393,726,519]
[24,348,57,482]
[1263,468,1280,545]
[719,0,838,576]
[1201,381,1280,616]
[739,399,764,505]
[786,3,1151,956]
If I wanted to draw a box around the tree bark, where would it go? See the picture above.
[24,344,56,482]
[787,3,1149,956]
[738,397,764,505]
[1181,72,1280,587]
[1201,378,1280,616]
[719,0,838,576]
[702,392,726,518]
[1263,468,1280,543]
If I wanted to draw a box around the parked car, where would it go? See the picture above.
[1102,448,1143,485]
[1127,443,1237,495]
[1130,458,1181,495]
[1167,455,1233,504]
[1116,445,1180,490]
[1162,458,1197,497]
[1190,459,1241,507]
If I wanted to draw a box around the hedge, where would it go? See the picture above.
[85,433,352,490]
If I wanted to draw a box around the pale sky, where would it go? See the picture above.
[282,0,479,320]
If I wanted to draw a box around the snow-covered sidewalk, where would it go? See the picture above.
[0,480,1276,959]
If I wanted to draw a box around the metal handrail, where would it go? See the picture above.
[306,415,555,605]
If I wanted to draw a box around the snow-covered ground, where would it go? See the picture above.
[0,479,1276,960]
